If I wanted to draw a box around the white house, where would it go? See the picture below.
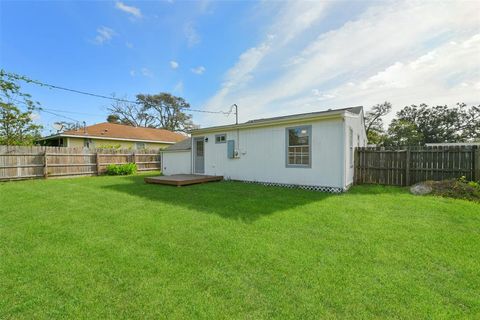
[161,106,367,192]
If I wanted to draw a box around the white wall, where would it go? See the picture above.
[193,117,346,189]
[343,112,367,187]
[162,151,192,175]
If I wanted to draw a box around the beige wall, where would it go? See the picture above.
[66,137,170,150]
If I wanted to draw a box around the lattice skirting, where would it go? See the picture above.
[233,179,345,193]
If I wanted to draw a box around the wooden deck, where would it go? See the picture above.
[144,174,223,186]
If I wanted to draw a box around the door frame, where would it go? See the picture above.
[193,136,205,174]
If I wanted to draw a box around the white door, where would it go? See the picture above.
[193,137,205,174]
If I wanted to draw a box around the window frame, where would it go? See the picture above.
[215,134,227,144]
[84,138,93,149]
[285,125,312,168]
[135,142,146,150]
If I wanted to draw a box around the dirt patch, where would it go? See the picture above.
[410,180,480,202]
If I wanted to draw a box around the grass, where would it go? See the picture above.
[1,173,479,319]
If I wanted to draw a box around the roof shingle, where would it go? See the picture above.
[60,122,186,143]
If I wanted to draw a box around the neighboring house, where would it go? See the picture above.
[425,142,480,147]
[162,106,367,192]
[39,122,186,150]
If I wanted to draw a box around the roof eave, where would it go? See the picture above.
[190,112,344,135]
[38,134,177,144]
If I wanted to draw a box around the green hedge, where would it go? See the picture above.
[105,163,137,176]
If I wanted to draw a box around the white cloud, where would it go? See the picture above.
[29,112,40,121]
[141,68,153,78]
[184,22,200,47]
[173,81,184,94]
[94,26,116,44]
[130,68,154,78]
[205,1,329,115]
[191,66,206,75]
[203,1,480,126]
[170,60,179,69]
[115,2,142,18]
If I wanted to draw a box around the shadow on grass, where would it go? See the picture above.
[102,175,340,223]
[347,184,410,195]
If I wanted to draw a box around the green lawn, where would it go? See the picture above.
[1,173,479,319]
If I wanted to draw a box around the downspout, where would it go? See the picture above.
[234,104,240,156]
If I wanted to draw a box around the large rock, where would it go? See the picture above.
[410,182,432,195]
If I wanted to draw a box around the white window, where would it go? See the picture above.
[84,138,94,148]
[349,128,353,167]
[215,134,226,143]
[286,126,311,167]
[135,142,146,149]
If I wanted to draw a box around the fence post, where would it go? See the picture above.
[473,146,479,181]
[132,152,136,165]
[96,152,100,175]
[43,151,48,179]
[405,149,411,186]
[354,148,357,184]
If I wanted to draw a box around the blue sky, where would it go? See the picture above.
[1,0,479,133]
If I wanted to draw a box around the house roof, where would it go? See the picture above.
[40,122,187,144]
[162,137,192,152]
[245,106,363,124]
[191,106,363,134]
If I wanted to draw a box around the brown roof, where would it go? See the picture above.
[56,122,186,143]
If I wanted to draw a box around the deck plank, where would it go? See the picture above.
[144,174,223,186]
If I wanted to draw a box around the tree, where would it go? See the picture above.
[107,96,155,127]
[392,103,480,144]
[384,119,424,147]
[53,121,79,132]
[137,93,195,132]
[0,70,42,145]
[107,92,195,132]
[106,114,120,124]
[364,102,392,145]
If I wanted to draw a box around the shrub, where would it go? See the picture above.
[105,163,137,176]
[97,144,122,149]
[422,178,480,202]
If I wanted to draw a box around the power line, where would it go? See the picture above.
[7,72,230,114]
[38,107,105,117]
[39,109,80,122]
[2,94,235,125]
[1,94,81,122]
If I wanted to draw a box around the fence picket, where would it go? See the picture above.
[355,145,479,186]
[0,145,161,181]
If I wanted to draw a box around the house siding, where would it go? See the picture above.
[343,112,367,188]
[66,137,170,150]
[192,117,346,189]
[162,151,192,175]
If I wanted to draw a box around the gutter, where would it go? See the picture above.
[191,113,343,135]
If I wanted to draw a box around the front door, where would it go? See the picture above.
[194,137,205,174]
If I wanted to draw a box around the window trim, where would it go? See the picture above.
[215,133,227,144]
[84,138,93,148]
[135,142,146,150]
[285,125,312,168]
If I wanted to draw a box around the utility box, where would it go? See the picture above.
[227,140,235,159]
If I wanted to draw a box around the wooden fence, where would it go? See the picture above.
[355,145,479,186]
[0,145,161,181]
